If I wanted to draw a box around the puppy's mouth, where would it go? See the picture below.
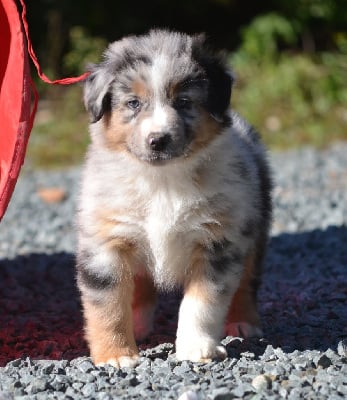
[128,147,186,166]
[142,150,180,165]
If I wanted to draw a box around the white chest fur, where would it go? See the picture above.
[142,175,217,288]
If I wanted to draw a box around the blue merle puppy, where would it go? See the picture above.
[76,29,272,368]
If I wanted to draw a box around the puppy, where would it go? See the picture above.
[76,30,272,368]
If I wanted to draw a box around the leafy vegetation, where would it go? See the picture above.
[27,87,88,169]
[231,13,347,149]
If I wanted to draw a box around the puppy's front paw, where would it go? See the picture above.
[176,336,227,362]
[92,345,140,369]
[95,354,140,369]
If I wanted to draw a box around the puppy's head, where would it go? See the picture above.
[84,30,233,164]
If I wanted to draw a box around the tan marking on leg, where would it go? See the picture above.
[226,250,262,336]
[82,272,138,366]
[184,244,212,303]
[92,208,138,252]
[80,241,142,367]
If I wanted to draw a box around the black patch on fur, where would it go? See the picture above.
[100,92,112,118]
[78,268,116,291]
[114,51,152,73]
[208,239,242,275]
[232,160,250,180]
[230,111,272,229]
[254,152,272,224]
[192,37,233,126]
[182,117,195,144]
[84,47,151,123]
[84,66,114,123]
[76,251,117,290]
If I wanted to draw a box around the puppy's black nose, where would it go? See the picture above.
[148,133,171,151]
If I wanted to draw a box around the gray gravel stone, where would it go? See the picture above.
[317,355,333,369]
[337,340,347,357]
[209,387,233,400]
[252,374,272,391]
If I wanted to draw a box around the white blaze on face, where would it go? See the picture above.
[140,54,171,138]
[151,53,169,97]
[140,105,169,137]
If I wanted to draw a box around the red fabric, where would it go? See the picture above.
[0,0,89,220]
[0,0,34,220]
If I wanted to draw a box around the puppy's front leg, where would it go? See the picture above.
[176,241,243,362]
[77,248,139,368]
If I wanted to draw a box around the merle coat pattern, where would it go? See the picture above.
[76,30,272,368]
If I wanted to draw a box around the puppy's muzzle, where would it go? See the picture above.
[148,132,172,152]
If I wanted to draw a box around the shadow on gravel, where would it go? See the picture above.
[0,225,346,366]
[0,253,87,367]
[260,225,347,353]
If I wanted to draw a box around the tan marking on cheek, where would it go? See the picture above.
[226,251,261,327]
[190,109,221,153]
[102,110,132,152]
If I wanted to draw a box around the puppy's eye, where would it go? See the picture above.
[127,99,141,110]
[174,97,192,110]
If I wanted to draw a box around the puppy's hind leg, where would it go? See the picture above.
[225,250,263,338]
[132,272,157,341]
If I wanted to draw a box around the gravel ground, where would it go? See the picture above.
[0,143,346,399]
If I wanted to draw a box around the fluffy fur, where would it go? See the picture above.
[76,29,272,367]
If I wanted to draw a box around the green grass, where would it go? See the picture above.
[26,52,347,169]
[231,52,347,150]
[27,86,89,169]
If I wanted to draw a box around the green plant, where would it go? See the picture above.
[230,13,347,149]
[63,26,107,74]
[27,86,89,169]
[234,13,297,62]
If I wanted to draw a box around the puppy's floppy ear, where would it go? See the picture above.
[192,35,233,123]
[84,63,114,123]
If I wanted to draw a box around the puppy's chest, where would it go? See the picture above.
[113,184,220,282]
[144,191,217,283]
[144,190,208,244]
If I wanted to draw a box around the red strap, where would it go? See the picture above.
[29,77,39,132]
[18,0,90,85]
